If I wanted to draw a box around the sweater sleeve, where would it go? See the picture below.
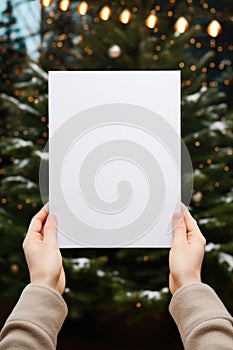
[169,282,233,350]
[0,284,68,350]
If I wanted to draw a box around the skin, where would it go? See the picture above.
[23,203,206,297]
[23,203,65,295]
[169,204,206,295]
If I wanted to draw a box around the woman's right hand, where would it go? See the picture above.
[169,205,206,295]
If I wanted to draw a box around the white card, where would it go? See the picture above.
[49,71,181,248]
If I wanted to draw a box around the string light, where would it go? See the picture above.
[99,6,111,21]
[207,20,222,37]
[58,0,70,12]
[210,39,216,48]
[119,9,132,24]
[77,1,88,16]
[0,169,6,175]
[40,0,53,6]
[10,2,232,42]
[217,46,223,52]
[10,264,19,274]
[202,2,208,10]
[145,14,158,29]
[136,302,142,308]
[224,166,230,172]
[174,16,189,34]
[209,81,217,87]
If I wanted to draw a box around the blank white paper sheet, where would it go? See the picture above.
[49,71,181,248]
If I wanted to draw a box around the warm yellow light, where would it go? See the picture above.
[40,0,53,6]
[174,16,189,34]
[77,1,88,15]
[119,9,131,24]
[145,14,158,29]
[58,0,70,11]
[99,5,111,21]
[207,20,222,38]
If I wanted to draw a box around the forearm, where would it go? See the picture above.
[0,284,68,350]
[169,283,233,350]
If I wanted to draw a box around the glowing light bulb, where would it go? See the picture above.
[40,0,53,7]
[145,14,158,29]
[207,20,222,37]
[77,1,88,15]
[119,9,131,24]
[58,0,70,12]
[174,16,189,34]
[40,0,53,6]
[99,5,111,21]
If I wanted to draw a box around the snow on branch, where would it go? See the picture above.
[29,61,48,80]
[219,252,233,272]
[1,93,40,116]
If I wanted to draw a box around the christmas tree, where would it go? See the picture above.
[1,0,233,346]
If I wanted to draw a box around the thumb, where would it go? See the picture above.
[172,212,187,245]
[43,213,58,244]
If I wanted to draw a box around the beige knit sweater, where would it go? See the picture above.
[0,283,233,349]
[0,284,68,349]
[169,282,233,349]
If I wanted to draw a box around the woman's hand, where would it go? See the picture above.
[169,205,206,295]
[23,204,66,295]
